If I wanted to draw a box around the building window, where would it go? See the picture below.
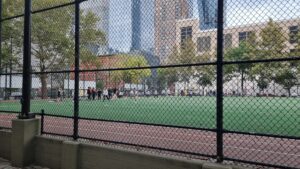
[289,26,299,44]
[197,36,211,52]
[181,26,192,47]
[239,31,254,44]
[224,34,232,49]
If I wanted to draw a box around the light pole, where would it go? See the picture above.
[4,62,7,99]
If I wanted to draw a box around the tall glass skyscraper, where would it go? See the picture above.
[109,0,154,53]
[131,0,141,51]
[197,0,226,30]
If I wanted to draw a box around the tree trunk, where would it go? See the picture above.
[273,82,276,96]
[40,74,48,99]
[252,80,255,96]
[287,88,291,97]
[241,71,244,96]
[202,86,205,96]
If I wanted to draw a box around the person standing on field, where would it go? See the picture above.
[87,87,91,100]
[97,89,102,100]
[92,88,96,100]
[103,88,109,101]
[57,88,62,102]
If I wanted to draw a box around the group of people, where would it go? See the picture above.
[87,87,111,101]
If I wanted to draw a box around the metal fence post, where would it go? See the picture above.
[73,0,81,140]
[216,0,224,163]
[41,109,45,134]
[0,0,2,93]
[21,0,34,119]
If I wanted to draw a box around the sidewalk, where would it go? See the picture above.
[0,158,48,169]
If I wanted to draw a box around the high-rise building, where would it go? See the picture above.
[154,0,193,62]
[197,0,226,30]
[109,0,155,54]
[131,0,142,51]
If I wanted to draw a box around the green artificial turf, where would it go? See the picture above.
[1,96,299,137]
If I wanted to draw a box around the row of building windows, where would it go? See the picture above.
[290,26,299,44]
[180,25,299,53]
[180,26,192,46]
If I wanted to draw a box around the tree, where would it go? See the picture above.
[157,68,178,92]
[193,53,215,95]
[250,64,270,93]
[260,19,286,58]
[224,41,256,96]
[96,81,104,90]
[273,63,298,96]
[8,0,106,98]
[194,66,214,95]
[118,55,151,88]
[292,30,300,80]
[176,39,197,89]
[1,0,23,70]
[250,19,287,95]
[156,69,168,92]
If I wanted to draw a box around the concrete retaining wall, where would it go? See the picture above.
[1,124,245,169]
[0,130,11,160]
[78,143,204,169]
[33,136,239,169]
[34,136,63,169]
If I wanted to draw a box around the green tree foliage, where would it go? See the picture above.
[250,19,287,93]
[2,0,106,98]
[250,64,270,92]
[259,19,299,96]
[193,53,215,95]
[157,68,178,92]
[178,39,196,88]
[117,55,151,85]
[2,0,23,18]
[224,41,255,95]
[1,0,23,71]
[157,47,180,89]
[260,19,286,57]
[164,39,197,89]
[273,63,298,96]
[292,30,300,76]
[96,81,104,90]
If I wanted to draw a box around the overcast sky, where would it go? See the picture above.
[81,0,300,53]
[204,0,300,26]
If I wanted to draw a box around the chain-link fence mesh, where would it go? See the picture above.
[0,0,299,168]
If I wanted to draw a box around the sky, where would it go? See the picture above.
[192,0,300,26]
[217,0,300,26]
[81,0,300,53]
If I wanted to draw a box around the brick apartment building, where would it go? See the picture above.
[70,55,125,90]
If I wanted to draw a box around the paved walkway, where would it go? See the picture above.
[0,158,48,169]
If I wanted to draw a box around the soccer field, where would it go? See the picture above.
[1,96,299,137]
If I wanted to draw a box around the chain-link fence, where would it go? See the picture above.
[0,0,299,168]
